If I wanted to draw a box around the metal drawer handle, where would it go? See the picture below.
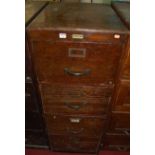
[67,127,84,134]
[69,118,81,123]
[64,68,91,77]
[64,101,87,110]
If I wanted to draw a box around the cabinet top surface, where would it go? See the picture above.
[112,2,130,28]
[27,3,128,33]
[25,1,47,26]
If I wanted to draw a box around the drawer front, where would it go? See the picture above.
[25,112,44,130]
[49,135,99,153]
[31,41,122,84]
[40,84,112,115]
[42,99,109,115]
[40,84,114,98]
[44,114,107,137]
[109,113,130,130]
[112,79,130,112]
[25,83,39,112]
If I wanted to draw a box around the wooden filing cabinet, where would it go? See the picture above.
[103,1,130,152]
[26,3,129,153]
[25,1,49,148]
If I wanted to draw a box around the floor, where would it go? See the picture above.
[25,149,130,155]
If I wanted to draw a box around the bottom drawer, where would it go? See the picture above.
[49,135,100,153]
[25,131,48,148]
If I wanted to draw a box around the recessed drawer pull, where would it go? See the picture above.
[64,101,87,110]
[67,127,84,134]
[64,68,91,77]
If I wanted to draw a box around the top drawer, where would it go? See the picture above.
[30,41,122,84]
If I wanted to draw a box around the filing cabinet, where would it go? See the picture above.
[26,3,129,153]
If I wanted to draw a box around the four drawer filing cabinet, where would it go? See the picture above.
[26,3,130,153]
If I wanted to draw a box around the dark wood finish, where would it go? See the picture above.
[25,1,49,149]
[111,2,130,29]
[105,133,130,145]
[40,84,112,115]
[25,112,44,130]
[25,83,39,112]
[26,3,129,153]
[119,38,130,80]
[112,79,130,112]
[103,2,130,151]
[44,114,107,137]
[104,144,130,152]
[49,135,99,153]
[109,113,130,132]
[25,131,48,148]
[26,3,128,33]
[30,41,123,84]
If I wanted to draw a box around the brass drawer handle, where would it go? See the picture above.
[67,127,84,134]
[64,101,87,110]
[69,118,81,123]
[64,68,91,77]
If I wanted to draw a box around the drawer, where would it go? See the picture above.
[31,41,122,84]
[49,134,99,153]
[42,99,109,115]
[40,84,114,99]
[109,113,130,130]
[44,114,107,137]
[25,112,44,130]
[40,84,112,115]
[112,79,130,112]
[25,83,39,112]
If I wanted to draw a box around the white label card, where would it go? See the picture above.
[59,33,67,39]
